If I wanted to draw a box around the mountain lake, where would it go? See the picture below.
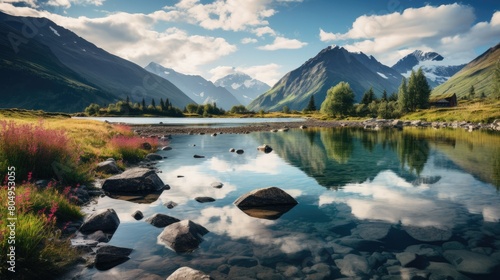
[64,124,500,279]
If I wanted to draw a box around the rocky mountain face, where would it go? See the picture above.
[0,12,194,112]
[214,73,270,106]
[432,43,500,99]
[392,50,465,88]
[145,62,241,110]
[248,46,403,111]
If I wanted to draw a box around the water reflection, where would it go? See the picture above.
[320,129,354,164]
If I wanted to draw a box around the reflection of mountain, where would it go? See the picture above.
[252,129,415,188]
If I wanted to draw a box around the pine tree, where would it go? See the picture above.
[469,85,476,98]
[160,98,166,111]
[305,95,316,111]
[141,98,146,110]
[415,68,431,109]
[381,90,388,102]
[398,77,409,113]
[361,87,376,105]
[151,98,156,108]
[407,70,418,111]
[126,95,130,104]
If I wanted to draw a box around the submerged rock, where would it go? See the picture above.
[210,182,224,189]
[102,168,165,194]
[158,220,209,252]
[335,254,371,277]
[257,144,273,153]
[80,208,120,234]
[443,249,500,275]
[403,225,452,242]
[132,210,144,220]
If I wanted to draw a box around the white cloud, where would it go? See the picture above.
[252,26,276,37]
[0,4,237,75]
[209,63,281,85]
[164,0,276,31]
[258,36,307,51]
[241,37,258,44]
[46,0,105,9]
[319,4,500,65]
[3,0,38,8]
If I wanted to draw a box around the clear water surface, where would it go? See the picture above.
[69,127,500,279]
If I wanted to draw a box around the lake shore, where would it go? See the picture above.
[128,118,500,136]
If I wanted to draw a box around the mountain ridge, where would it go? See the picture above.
[214,72,270,106]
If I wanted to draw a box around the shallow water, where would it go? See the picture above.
[73,116,305,127]
[71,128,500,279]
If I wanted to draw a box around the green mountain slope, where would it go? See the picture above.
[431,43,500,99]
[0,21,116,112]
[247,46,403,111]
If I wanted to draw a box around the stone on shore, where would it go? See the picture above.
[96,159,121,174]
[145,213,180,228]
[234,187,298,208]
[194,154,205,158]
[210,182,224,189]
[101,168,165,194]
[167,267,211,280]
[236,149,244,154]
[132,210,144,220]
[158,220,209,252]
[94,244,133,271]
[80,208,120,234]
[145,153,163,161]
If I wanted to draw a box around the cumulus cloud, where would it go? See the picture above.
[241,37,258,44]
[319,4,500,65]
[164,0,276,31]
[209,63,281,85]
[252,26,276,37]
[0,3,237,75]
[257,36,307,51]
[46,0,105,9]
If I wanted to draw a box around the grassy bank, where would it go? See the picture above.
[0,108,158,278]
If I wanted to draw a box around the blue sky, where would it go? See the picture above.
[1,0,499,85]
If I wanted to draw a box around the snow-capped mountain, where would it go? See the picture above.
[392,50,465,87]
[145,62,241,110]
[214,73,270,105]
[248,45,404,111]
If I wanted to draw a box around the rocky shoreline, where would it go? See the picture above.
[128,118,500,137]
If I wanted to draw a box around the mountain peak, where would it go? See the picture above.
[409,50,444,62]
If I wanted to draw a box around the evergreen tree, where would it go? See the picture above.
[361,87,376,105]
[415,68,431,109]
[126,95,130,104]
[381,90,388,102]
[151,98,156,109]
[407,70,418,111]
[320,82,355,117]
[305,95,317,111]
[469,85,476,98]
[141,98,146,110]
[398,77,409,113]
[160,98,166,111]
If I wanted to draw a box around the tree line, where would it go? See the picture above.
[85,97,184,117]
[319,68,431,118]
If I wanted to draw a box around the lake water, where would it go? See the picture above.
[74,116,305,127]
[71,127,500,279]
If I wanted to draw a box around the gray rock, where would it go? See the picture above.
[335,254,370,277]
[194,154,205,158]
[336,238,384,252]
[427,262,471,280]
[228,256,258,267]
[395,252,422,268]
[442,241,466,250]
[210,182,224,189]
[166,266,211,280]
[161,146,172,151]
[87,230,109,243]
[195,197,216,203]
[443,249,500,275]
[80,209,120,234]
[229,148,236,152]
[164,201,178,209]
[145,213,180,228]
[145,153,163,161]
[257,144,273,153]
[158,220,209,252]
[353,222,393,240]
[236,149,244,154]
[94,244,132,271]
[102,168,165,194]
[234,186,298,208]
[405,244,442,260]
[96,160,121,174]
[386,265,429,279]
[403,225,452,242]
[132,210,144,220]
